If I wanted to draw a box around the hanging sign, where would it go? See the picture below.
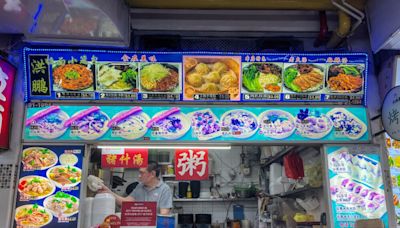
[101,148,148,169]
[0,57,16,149]
[382,86,400,140]
[24,105,370,143]
[175,149,209,180]
[121,202,156,228]
[23,47,368,105]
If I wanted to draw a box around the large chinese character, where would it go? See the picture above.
[106,154,117,165]
[133,153,144,166]
[32,78,48,94]
[177,150,207,176]
[389,108,400,125]
[31,59,46,74]
[119,153,131,166]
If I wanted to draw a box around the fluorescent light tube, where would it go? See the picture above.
[97,145,231,150]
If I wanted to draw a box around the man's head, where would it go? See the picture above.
[138,161,160,185]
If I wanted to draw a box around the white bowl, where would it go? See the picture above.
[110,110,150,140]
[220,109,259,139]
[46,165,82,189]
[150,111,190,140]
[22,147,58,170]
[44,193,79,218]
[18,175,56,200]
[15,204,53,227]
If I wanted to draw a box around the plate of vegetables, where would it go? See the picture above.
[242,63,282,93]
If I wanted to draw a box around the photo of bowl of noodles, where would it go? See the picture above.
[139,63,181,93]
[52,63,94,91]
[46,165,82,188]
[327,64,364,93]
[44,191,79,218]
[242,63,283,93]
[18,176,55,200]
[183,56,241,100]
[22,147,58,170]
[15,204,53,227]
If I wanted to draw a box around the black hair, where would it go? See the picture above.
[147,161,160,177]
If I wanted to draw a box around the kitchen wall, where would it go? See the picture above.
[111,146,260,225]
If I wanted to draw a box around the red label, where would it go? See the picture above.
[175,149,208,180]
[101,148,148,168]
[104,215,121,228]
[121,202,156,227]
[0,58,16,149]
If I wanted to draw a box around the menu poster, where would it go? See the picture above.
[325,145,389,228]
[385,133,400,224]
[14,145,84,228]
[23,105,370,143]
[24,48,367,105]
[121,202,157,228]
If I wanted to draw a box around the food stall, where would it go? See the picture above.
[13,47,390,228]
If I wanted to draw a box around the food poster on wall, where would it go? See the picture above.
[325,145,389,228]
[14,145,84,228]
[24,47,367,105]
[385,133,400,224]
[23,105,370,143]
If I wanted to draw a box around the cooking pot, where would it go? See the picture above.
[233,184,256,198]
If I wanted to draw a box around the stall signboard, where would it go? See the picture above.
[14,145,84,228]
[175,149,209,180]
[382,86,400,140]
[324,145,389,228]
[385,133,400,224]
[23,47,368,105]
[101,148,148,169]
[0,57,16,149]
[121,202,156,228]
[23,105,370,143]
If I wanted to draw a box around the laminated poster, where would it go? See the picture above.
[326,145,389,228]
[386,133,400,224]
[14,145,84,228]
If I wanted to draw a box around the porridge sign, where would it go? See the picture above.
[0,58,16,149]
[382,86,400,140]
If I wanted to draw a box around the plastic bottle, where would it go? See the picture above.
[187,185,192,198]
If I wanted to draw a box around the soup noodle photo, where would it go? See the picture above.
[15,204,53,227]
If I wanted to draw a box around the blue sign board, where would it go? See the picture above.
[23,47,368,105]
[23,105,370,143]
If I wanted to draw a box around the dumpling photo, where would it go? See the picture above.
[183,56,241,100]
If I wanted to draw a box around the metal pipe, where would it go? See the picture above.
[326,10,351,48]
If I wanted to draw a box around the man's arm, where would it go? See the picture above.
[98,184,135,206]
[159,185,173,215]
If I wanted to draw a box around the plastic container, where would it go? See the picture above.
[91,193,116,226]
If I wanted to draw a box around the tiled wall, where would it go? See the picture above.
[110,146,260,226]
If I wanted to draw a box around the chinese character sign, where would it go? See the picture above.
[101,148,148,168]
[175,149,208,180]
[0,58,16,149]
[382,86,400,140]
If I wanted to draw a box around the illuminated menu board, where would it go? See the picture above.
[24,47,367,105]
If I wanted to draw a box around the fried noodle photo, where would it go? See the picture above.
[53,64,94,91]
[242,63,282,93]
